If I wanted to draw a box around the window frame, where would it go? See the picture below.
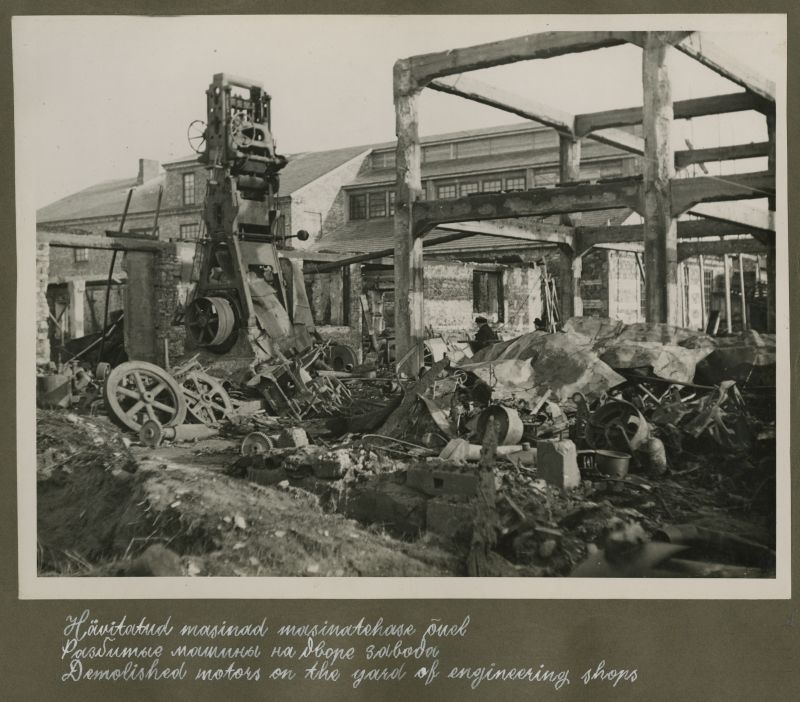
[182,172,196,206]
[349,193,367,220]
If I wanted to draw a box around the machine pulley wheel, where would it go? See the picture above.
[240,431,274,456]
[179,371,233,425]
[187,120,207,154]
[139,420,165,448]
[185,296,236,347]
[103,361,187,432]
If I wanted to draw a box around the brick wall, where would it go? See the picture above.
[423,262,473,335]
[36,242,50,365]
[579,248,609,318]
[607,250,644,323]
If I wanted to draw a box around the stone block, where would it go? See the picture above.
[277,427,309,449]
[536,439,581,490]
[406,466,479,498]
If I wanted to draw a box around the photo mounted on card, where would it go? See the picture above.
[14,13,789,599]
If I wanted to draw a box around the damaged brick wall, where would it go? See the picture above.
[503,265,542,331]
[423,262,473,335]
[579,248,610,318]
[36,241,50,365]
[608,250,644,324]
[308,264,363,359]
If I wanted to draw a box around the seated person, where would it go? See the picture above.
[473,316,499,350]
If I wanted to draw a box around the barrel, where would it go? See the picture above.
[476,405,524,445]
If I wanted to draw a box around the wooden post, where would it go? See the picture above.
[765,110,776,332]
[393,60,425,374]
[558,134,581,320]
[698,255,706,331]
[67,279,85,339]
[738,254,748,331]
[723,254,733,334]
[642,33,679,325]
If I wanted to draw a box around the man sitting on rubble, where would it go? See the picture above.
[473,316,499,350]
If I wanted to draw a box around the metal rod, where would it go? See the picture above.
[698,255,706,331]
[738,253,748,330]
[723,254,733,334]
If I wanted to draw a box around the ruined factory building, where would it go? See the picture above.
[31,29,780,586]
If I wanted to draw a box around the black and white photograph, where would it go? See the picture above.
[14,14,788,596]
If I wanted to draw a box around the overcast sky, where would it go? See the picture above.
[13,14,785,208]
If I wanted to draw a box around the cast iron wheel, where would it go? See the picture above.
[179,371,233,425]
[103,361,187,432]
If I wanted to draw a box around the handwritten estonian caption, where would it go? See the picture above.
[61,609,637,690]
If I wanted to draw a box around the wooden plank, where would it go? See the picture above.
[589,127,645,155]
[688,201,775,233]
[38,230,168,252]
[678,237,767,260]
[670,171,775,216]
[575,91,770,136]
[428,75,574,133]
[675,33,776,103]
[393,60,425,375]
[558,134,582,318]
[642,33,679,324]
[411,178,642,234]
[408,31,636,85]
[675,141,770,169]
[436,219,574,247]
[723,254,733,333]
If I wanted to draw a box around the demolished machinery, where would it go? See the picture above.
[101,74,352,432]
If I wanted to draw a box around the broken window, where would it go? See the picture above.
[349,193,367,220]
[473,270,504,321]
[182,172,196,205]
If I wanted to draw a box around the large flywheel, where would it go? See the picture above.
[103,361,187,431]
[185,296,236,348]
[179,371,233,425]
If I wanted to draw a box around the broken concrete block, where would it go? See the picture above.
[426,497,473,541]
[536,439,581,490]
[344,476,426,538]
[312,449,353,479]
[406,465,478,497]
[277,427,309,448]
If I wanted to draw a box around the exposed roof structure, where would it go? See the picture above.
[312,208,632,258]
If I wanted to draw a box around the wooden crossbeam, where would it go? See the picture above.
[675,33,776,103]
[428,75,574,134]
[670,171,775,216]
[588,128,644,155]
[575,91,771,136]
[436,218,575,247]
[687,201,775,233]
[39,230,168,253]
[575,218,770,256]
[407,31,636,85]
[675,141,771,169]
[678,237,767,261]
[411,178,642,234]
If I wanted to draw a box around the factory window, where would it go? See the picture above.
[371,151,396,169]
[423,143,452,163]
[180,223,201,240]
[437,184,457,199]
[504,176,526,191]
[459,182,479,196]
[388,191,396,216]
[473,269,504,320]
[368,192,387,218]
[74,248,89,262]
[482,179,502,192]
[455,139,491,159]
[534,170,558,186]
[349,193,367,220]
[182,172,196,205]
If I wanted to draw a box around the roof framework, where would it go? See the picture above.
[392,30,777,372]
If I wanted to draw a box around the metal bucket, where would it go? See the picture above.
[595,450,631,478]
[476,405,524,445]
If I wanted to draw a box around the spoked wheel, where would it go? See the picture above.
[103,361,187,431]
[179,371,233,425]
[187,120,207,154]
[185,296,236,347]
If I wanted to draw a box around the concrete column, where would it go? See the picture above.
[572,255,584,318]
[642,33,679,325]
[723,254,733,334]
[738,254,748,331]
[67,279,86,339]
[348,263,363,362]
[393,60,425,374]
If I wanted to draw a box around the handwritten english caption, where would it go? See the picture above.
[61,609,637,690]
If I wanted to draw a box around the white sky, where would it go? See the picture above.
[13,14,785,208]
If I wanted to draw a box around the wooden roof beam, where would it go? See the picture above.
[674,141,771,169]
[678,236,767,261]
[671,171,774,215]
[412,178,642,234]
[407,31,637,86]
[575,91,771,136]
[688,201,775,233]
[436,219,575,248]
[675,33,776,103]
